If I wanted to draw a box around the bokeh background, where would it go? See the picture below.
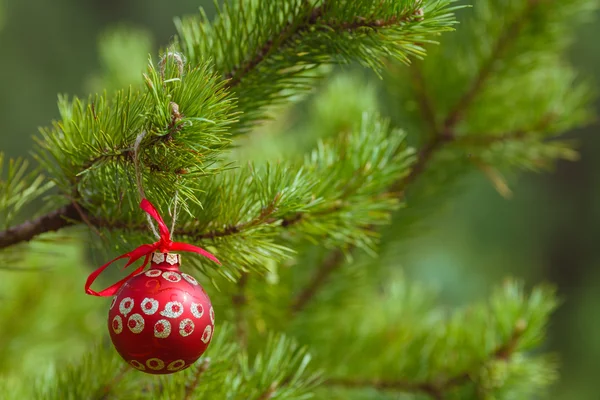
[0,1,598,398]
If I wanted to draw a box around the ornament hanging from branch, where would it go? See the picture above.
[85,198,220,375]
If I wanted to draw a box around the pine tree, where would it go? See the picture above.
[0,0,596,399]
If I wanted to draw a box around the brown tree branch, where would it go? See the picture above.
[0,204,81,249]
[290,247,347,314]
[0,195,338,251]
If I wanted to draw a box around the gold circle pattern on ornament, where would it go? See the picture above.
[119,297,134,317]
[130,360,146,371]
[146,358,165,371]
[154,319,171,339]
[112,315,123,334]
[162,271,181,283]
[181,273,198,286]
[179,318,195,337]
[201,324,212,343]
[127,313,145,334]
[167,359,186,371]
[145,269,162,278]
[190,303,204,318]
[141,298,159,315]
[210,306,215,324]
[160,301,184,318]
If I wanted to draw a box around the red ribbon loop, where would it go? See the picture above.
[85,198,220,297]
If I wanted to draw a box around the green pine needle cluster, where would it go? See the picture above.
[176,0,458,132]
[0,154,52,229]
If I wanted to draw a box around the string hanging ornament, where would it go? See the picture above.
[85,131,220,374]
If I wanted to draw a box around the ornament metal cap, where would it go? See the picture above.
[151,252,180,267]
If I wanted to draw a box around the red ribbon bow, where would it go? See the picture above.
[85,198,220,297]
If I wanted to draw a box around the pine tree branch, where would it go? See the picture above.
[224,1,425,89]
[95,364,131,400]
[290,125,446,314]
[326,377,443,400]
[441,0,537,132]
[76,109,188,183]
[454,113,557,147]
[184,358,211,400]
[0,6,555,252]
[225,2,326,88]
[290,248,346,314]
[0,204,81,248]
[390,131,454,194]
[0,110,549,252]
[0,3,445,250]
[257,375,295,400]
[182,204,340,241]
[0,196,338,250]
[411,64,438,136]
[326,322,527,399]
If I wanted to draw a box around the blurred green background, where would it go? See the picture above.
[0,1,598,398]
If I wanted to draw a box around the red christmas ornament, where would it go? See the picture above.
[108,252,214,373]
[85,198,220,374]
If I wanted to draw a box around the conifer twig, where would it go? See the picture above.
[326,322,527,399]
[291,248,346,314]
[224,1,426,89]
[410,64,437,136]
[256,382,277,400]
[225,2,327,88]
[184,359,211,400]
[95,364,131,400]
[441,0,537,132]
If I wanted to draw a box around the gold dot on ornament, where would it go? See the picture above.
[167,359,186,371]
[145,269,162,278]
[129,360,145,371]
[182,273,198,286]
[161,271,181,283]
[190,303,204,318]
[160,301,184,318]
[112,315,123,334]
[119,297,134,317]
[154,319,171,339]
[146,358,165,371]
[201,324,212,343]
[141,298,159,315]
[127,313,145,334]
[179,319,195,337]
